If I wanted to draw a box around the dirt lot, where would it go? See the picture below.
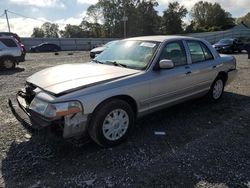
[0,51,249,188]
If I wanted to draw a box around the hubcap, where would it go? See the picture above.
[102,109,129,141]
[213,79,223,99]
[3,60,13,69]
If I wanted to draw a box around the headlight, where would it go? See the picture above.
[29,98,82,118]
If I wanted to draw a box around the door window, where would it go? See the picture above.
[160,41,187,66]
[0,38,17,47]
[200,43,214,60]
[187,41,206,63]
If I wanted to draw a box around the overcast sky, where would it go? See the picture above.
[0,0,249,37]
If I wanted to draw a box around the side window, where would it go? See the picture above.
[47,44,53,50]
[50,44,57,50]
[0,38,17,47]
[200,43,214,61]
[40,44,47,50]
[160,41,187,66]
[187,41,206,63]
[0,41,4,49]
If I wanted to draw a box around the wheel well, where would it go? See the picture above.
[218,71,228,84]
[95,95,138,117]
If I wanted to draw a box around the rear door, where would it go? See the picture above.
[184,40,218,93]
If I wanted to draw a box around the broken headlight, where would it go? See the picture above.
[29,98,82,118]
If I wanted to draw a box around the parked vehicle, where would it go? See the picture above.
[30,43,61,53]
[0,32,26,62]
[9,36,237,147]
[212,38,244,53]
[90,40,119,58]
[244,44,250,59]
[0,37,22,69]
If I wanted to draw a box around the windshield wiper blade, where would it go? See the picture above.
[92,59,103,64]
[105,61,127,68]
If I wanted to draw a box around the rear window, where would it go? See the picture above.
[0,38,17,47]
[187,41,214,63]
[200,42,214,60]
[187,41,206,63]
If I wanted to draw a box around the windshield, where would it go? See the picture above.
[94,40,159,70]
[218,39,233,45]
[104,40,118,47]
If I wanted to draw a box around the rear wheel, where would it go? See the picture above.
[88,99,135,147]
[208,76,225,102]
[1,58,16,69]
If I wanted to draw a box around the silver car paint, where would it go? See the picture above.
[27,63,140,95]
[0,37,22,57]
[26,36,237,138]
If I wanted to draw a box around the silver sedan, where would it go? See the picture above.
[10,35,237,147]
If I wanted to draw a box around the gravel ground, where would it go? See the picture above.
[0,51,249,188]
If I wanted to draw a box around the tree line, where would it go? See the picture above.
[31,0,250,38]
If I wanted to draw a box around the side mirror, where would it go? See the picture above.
[159,59,174,69]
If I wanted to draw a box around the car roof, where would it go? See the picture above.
[0,36,16,40]
[41,42,56,45]
[220,38,234,40]
[0,32,17,35]
[124,35,198,42]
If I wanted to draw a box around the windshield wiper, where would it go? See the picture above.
[105,61,127,68]
[92,59,103,64]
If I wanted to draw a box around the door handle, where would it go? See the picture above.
[185,71,192,75]
[212,65,217,69]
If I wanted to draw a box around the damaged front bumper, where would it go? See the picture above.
[8,93,89,139]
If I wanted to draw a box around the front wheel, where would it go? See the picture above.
[88,99,135,147]
[208,76,225,102]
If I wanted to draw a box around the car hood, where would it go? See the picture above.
[27,62,140,95]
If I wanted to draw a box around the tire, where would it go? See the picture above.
[20,54,25,62]
[208,76,225,102]
[1,57,16,69]
[88,99,135,147]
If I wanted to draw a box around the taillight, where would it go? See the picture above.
[18,42,25,51]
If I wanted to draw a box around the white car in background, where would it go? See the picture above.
[0,37,22,69]
[90,40,119,58]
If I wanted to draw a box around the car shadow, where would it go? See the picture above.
[0,68,25,75]
[1,92,250,187]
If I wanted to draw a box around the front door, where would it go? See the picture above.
[148,40,194,109]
